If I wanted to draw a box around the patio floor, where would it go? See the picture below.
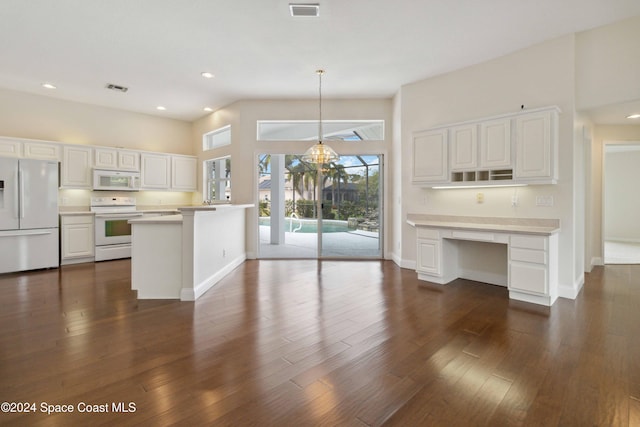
[259,225,381,258]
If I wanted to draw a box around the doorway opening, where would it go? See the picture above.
[603,142,640,264]
[257,154,382,259]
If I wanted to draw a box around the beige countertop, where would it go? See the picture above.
[179,204,254,212]
[129,214,183,225]
[59,206,182,216]
[407,214,560,235]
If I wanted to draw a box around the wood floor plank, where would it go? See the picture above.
[1,260,639,425]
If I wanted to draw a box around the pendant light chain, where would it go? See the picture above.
[318,69,323,144]
[301,68,339,164]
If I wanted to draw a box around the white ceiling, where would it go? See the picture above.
[1,0,639,122]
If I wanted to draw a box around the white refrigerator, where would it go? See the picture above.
[0,157,59,274]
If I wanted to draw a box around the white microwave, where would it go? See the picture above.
[93,169,140,191]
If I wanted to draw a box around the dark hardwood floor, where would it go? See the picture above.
[0,259,639,426]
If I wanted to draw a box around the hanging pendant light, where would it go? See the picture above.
[301,69,339,164]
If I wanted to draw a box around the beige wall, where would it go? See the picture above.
[0,87,192,153]
[191,98,394,258]
[400,34,580,295]
[0,87,196,208]
[576,15,640,110]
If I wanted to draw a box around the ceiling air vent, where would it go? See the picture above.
[289,3,319,17]
[105,83,129,93]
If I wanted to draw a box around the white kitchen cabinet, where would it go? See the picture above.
[412,128,448,184]
[61,145,93,188]
[508,234,558,304]
[479,118,511,168]
[171,155,197,191]
[94,147,140,171]
[515,109,558,182]
[60,214,95,264]
[0,137,23,157]
[140,153,171,189]
[23,141,61,161]
[416,238,441,275]
[450,124,477,171]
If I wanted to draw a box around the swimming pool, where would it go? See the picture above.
[259,217,350,233]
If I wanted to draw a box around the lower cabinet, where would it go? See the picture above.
[416,228,441,276]
[61,215,95,265]
[508,234,557,304]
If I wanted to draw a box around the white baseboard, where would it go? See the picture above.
[605,237,640,244]
[590,257,603,268]
[558,274,584,300]
[181,253,246,301]
[401,259,416,270]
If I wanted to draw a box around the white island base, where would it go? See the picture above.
[130,204,253,301]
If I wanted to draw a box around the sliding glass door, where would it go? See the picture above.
[258,154,382,259]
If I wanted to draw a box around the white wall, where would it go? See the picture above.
[191,98,394,259]
[400,34,579,296]
[604,148,640,243]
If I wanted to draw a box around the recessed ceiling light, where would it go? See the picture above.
[42,83,56,89]
[156,106,166,111]
[203,107,213,112]
[627,114,640,119]
[201,72,215,79]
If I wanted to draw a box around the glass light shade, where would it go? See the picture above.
[301,142,339,164]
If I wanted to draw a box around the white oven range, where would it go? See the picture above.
[91,196,142,261]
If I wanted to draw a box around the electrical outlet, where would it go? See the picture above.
[476,193,484,203]
[536,195,554,207]
[511,194,519,207]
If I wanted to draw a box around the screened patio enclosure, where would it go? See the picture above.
[258,154,382,259]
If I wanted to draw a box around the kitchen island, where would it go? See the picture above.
[129,204,253,300]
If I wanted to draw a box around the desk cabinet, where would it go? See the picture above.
[414,226,558,306]
[416,228,441,275]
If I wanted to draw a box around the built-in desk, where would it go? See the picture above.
[407,214,560,306]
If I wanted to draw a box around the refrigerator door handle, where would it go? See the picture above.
[14,170,20,219]
[18,169,25,219]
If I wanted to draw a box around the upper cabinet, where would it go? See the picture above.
[94,147,140,171]
[0,137,61,160]
[411,106,559,187]
[450,124,477,171]
[412,129,448,184]
[23,141,61,161]
[515,110,557,183]
[61,145,93,188]
[0,137,22,158]
[171,155,197,191]
[479,118,511,169]
[0,135,198,193]
[140,153,171,190]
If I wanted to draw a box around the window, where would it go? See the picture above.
[203,125,231,151]
[204,157,231,202]
[257,120,384,141]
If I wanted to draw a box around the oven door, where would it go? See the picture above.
[94,213,142,246]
